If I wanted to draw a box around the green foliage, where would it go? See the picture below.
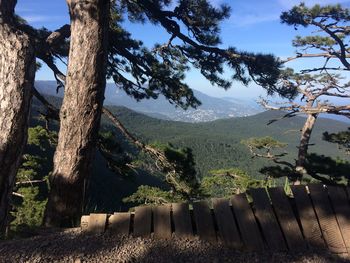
[245,135,350,185]
[259,165,295,179]
[148,142,200,197]
[104,106,349,180]
[305,153,350,185]
[258,3,350,184]
[162,144,199,191]
[241,136,287,150]
[98,130,135,176]
[281,4,350,26]
[27,126,57,150]
[241,136,288,163]
[10,126,56,235]
[16,155,42,182]
[36,61,42,72]
[106,0,283,110]
[124,168,273,204]
[200,168,273,198]
[28,98,350,214]
[123,185,181,205]
[323,129,350,154]
[293,35,337,48]
[11,187,47,233]
[280,3,350,72]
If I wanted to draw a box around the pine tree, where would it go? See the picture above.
[323,129,350,155]
[10,126,56,236]
[260,3,350,182]
[7,1,283,226]
[0,0,36,236]
[200,168,273,198]
[43,0,110,227]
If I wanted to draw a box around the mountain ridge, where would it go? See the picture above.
[35,80,261,122]
[30,95,350,212]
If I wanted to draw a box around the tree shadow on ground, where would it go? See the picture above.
[0,230,349,263]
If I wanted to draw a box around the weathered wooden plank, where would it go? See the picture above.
[87,213,107,234]
[268,187,306,251]
[133,206,152,237]
[230,193,265,251]
[327,186,350,254]
[212,198,242,248]
[108,212,130,235]
[291,185,326,249]
[153,204,172,239]
[192,200,216,242]
[172,203,193,238]
[308,184,347,254]
[249,188,287,251]
[81,215,89,231]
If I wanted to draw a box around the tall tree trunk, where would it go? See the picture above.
[44,0,110,227]
[0,0,36,235]
[295,113,318,178]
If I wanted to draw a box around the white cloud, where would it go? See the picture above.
[278,0,350,9]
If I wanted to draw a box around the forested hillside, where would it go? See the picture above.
[3,2,350,257]
[25,94,349,214]
[103,105,349,178]
[33,94,349,179]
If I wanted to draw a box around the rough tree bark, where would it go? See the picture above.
[295,113,318,175]
[0,0,36,235]
[44,0,110,227]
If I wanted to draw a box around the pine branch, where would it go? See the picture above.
[102,107,192,195]
[313,20,350,69]
[102,107,145,149]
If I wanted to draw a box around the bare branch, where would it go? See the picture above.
[32,87,59,120]
[16,180,46,186]
[101,107,192,195]
[12,192,24,198]
[301,67,347,73]
[313,21,350,69]
[282,52,350,63]
[102,107,145,149]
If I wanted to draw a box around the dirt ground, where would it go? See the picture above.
[0,228,349,263]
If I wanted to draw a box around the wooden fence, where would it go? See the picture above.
[81,184,350,256]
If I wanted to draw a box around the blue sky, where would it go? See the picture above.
[16,0,350,99]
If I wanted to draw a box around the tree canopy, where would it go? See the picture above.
[13,1,284,109]
[281,3,350,70]
[254,3,350,184]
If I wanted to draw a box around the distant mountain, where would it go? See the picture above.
[30,95,350,212]
[31,93,350,179]
[102,106,350,179]
[319,114,350,124]
[35,80,350,124]
[35,80,260,122]
[221,96,263,111]
[35,80,64,97]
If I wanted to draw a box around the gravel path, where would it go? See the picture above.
[0,229,349,263]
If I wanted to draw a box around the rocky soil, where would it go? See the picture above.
[0,228,349,263]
